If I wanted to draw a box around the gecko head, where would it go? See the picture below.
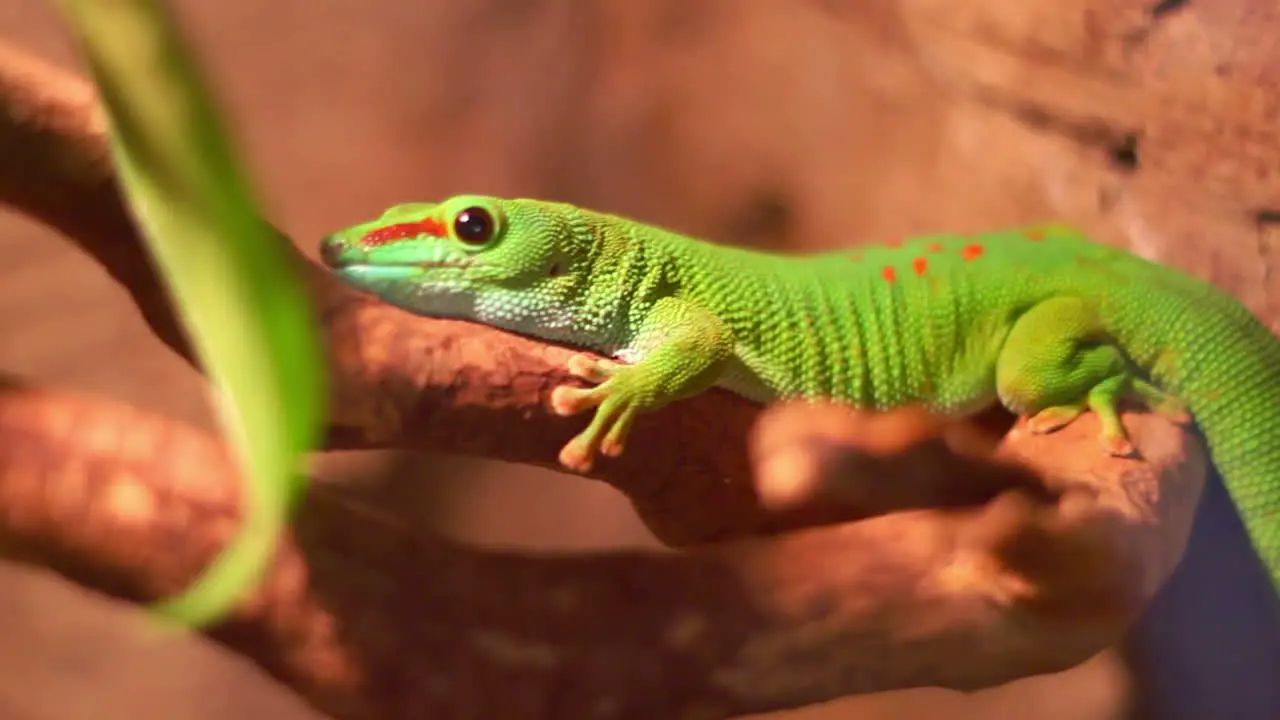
[319,194,595,328]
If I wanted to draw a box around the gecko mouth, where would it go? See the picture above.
[319,241,478,272]
[319,233,480,270]
[341,259,479,269]
[335,258,481,267]
[325,261,481,283]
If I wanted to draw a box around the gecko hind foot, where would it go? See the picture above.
[1020,375,1143,459]
[1021,404,1136,456]
[1024,404,1086,434]
[1089,376,1140,458]
[1089,377,1187,458]
[1099,431,1138,458]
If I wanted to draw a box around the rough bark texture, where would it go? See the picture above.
[1,0,1279,718]
[0,375,1205,720]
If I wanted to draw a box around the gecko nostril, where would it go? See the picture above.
[319,235,349,268]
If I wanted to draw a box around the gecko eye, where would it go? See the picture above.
[453,206,496,245]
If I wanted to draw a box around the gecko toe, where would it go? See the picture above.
[566,353,619,384]
[558,438,596,473]
[1100,433,1138,458]
[599,406,638,458]
[550,385,604,416]
[1025,405,1085,434]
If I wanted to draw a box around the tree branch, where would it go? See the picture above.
[0,39,1209,719]
[0,379,1204,719]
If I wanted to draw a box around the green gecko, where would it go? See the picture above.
[319,194,1280,592]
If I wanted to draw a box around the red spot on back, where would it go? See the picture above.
[882,266,898,282]
[361,217,449,247]
[961,243,985,261]
[884,237,904,248]
[927,242,945,253]
[1026,229,1046,241]
[912,256,929,275]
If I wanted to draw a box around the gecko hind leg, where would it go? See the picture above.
[997,296,1140,458]
[1084,374,1138,457]
[1130,377,1193,425]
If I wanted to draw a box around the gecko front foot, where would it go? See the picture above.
[550,353,644,472]
[546,299,732,472]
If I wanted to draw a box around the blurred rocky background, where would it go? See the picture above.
[1,0,1278,717]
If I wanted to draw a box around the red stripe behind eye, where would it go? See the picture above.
[360,218,449,246]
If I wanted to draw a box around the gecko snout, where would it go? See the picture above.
[319,233,359,269]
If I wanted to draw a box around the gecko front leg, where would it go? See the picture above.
[550,296,733,472]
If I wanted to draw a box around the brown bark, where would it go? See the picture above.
[0,378,1203,720]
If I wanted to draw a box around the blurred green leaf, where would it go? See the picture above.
[58,0,327,626]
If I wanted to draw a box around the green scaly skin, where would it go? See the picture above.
[319,194,1280,593]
